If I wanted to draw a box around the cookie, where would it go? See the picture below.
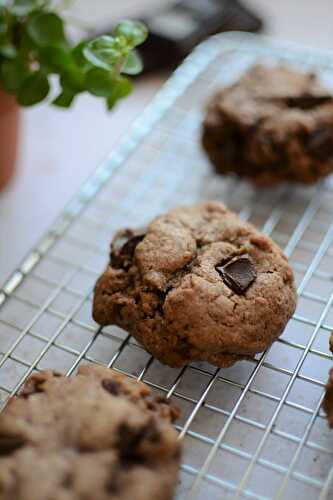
[323,331,333,427]
[202,64,333,185]
[93,202,297,368]
[329,330,333,355]
[323,367,333,428]
[0,365,181,500]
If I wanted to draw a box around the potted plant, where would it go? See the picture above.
[0,0,147,190]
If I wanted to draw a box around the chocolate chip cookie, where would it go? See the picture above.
[93,202,297,367]
[329,330,333,355]
[323,367,333,428]
[202,64,333,185]
[0,365,181,500]
[323,331,333,427]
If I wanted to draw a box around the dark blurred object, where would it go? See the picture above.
[139,0,263,72]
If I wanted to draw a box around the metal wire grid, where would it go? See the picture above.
[1,33,333,499]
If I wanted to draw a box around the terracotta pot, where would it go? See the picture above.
[0,89,20,191]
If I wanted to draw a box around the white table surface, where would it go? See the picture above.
[1,0,333,285]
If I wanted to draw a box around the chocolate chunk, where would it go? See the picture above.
[284,95,332,110]
[120,234,145,260]
[307,127,333,160]
[111,229,145,269]
[117,419,160,465]
[21,371,62,398]
[102,379,121,396]
[155,395,171,405]
[62,472,73,489]
[216,254,257,294]
[145,395,175,415]
[156,396,181,421]
[146,400,157,411]
[0,434,25,456]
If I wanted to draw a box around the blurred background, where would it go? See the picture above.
[1,0,333,284]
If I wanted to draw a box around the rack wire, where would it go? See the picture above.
[1,33,333,499]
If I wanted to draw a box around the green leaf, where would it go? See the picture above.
[0,21,15,58]
[72,41,87,66]
[122,50,143,75]
[10,0,46,16]
[38,46,72,73]
[60,67,84,92]
[19,31,36,58]
[17,71,49,105]
[0,57,28,93]
[0,8,142,110]
[52,87,75,108]
[0,19,6,35]
[85,67,117,97]
[114,20,148,47]
[83,36,122,71]
[116,76,133,98]
[27,13,66,47]
[106,75,133,110]
[0,44,17,58]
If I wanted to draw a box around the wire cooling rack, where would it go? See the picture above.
[1,32,333,500]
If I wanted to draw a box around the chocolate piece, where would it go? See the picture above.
[307,127,333,160]
[217,254,257,294]
[118,420,161,465]
[0,434,25,456]
[284,95,332,110]
[102,379,121,396]
[111,229,145,269]
[268,95,333,110]
[61,472,73,489]
[21,370,61,397]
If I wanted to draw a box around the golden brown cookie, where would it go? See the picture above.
[329,330,333,355]
[323,367,333,428]
[323,331,333,427]
[202,65,333,185]
[0,365,181,500]
[93,202,297,367]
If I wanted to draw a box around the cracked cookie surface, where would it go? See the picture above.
[0,365,181,500]
[93,202,297,367]
[202,65,333,185]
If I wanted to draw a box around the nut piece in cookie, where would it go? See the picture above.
[202,64,333,185]
[0,365,181,500]
[93,201,297,368]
